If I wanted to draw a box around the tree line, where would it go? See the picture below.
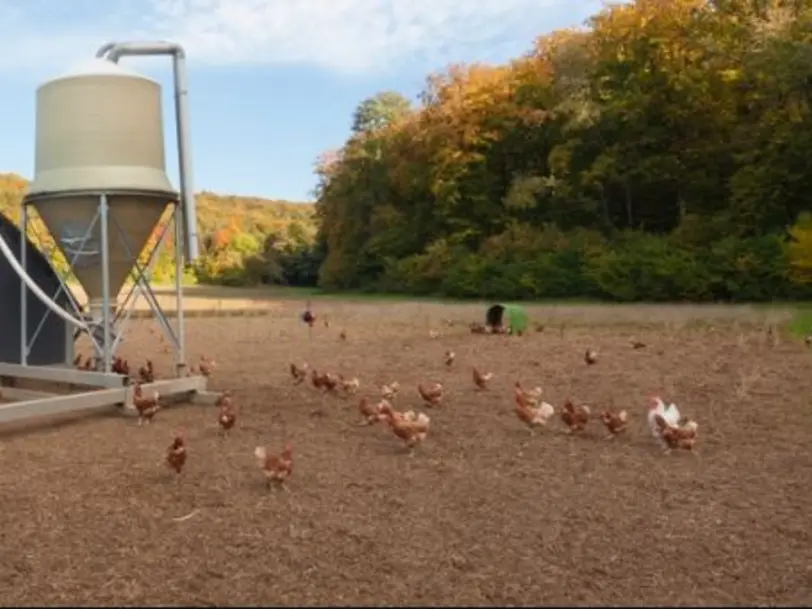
[315,0,812,301]
[5,0,812,303]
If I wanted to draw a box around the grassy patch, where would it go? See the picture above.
[787,306,812,338]
[155,284,626,305]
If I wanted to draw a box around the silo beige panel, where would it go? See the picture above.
[30,65,174,195]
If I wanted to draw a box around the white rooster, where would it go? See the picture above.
[647,395,681,445]
[527,401,555,426]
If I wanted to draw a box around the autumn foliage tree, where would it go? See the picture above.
[315,0,812,301]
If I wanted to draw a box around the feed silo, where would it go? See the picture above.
[0,42,210,427]
[26,58,176,324]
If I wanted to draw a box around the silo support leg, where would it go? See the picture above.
[112,218,178,351]
[22,209,104,363]
[107,213,181,364]
[112,216,171,333]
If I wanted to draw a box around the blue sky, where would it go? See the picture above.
[0,0,599,202]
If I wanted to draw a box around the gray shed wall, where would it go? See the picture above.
[0,213,72,365]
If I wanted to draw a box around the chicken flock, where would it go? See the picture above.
[69,316,705,495]
[291,348,699,463]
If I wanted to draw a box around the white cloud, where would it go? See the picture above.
[0,0,596,75]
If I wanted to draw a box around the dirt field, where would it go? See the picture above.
[1,298,811,606]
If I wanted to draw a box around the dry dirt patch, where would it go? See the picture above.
[1,300,811,606]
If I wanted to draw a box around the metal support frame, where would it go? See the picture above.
[21,199,95,365]
[2,40,206,431]
[107,202,186,369]
[5,195,204,429]
[19,195,187,371]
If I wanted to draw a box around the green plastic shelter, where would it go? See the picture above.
[486,303,528,335]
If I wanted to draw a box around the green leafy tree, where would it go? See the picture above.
[311,0,812,302]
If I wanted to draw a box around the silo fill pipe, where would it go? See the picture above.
[96,40,200,262]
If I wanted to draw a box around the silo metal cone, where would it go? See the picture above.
[32,194,169,315]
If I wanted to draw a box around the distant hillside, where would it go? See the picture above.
[195,190,316,239]
[0,173,316,236]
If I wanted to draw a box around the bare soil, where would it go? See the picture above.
[1,299,811,606]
